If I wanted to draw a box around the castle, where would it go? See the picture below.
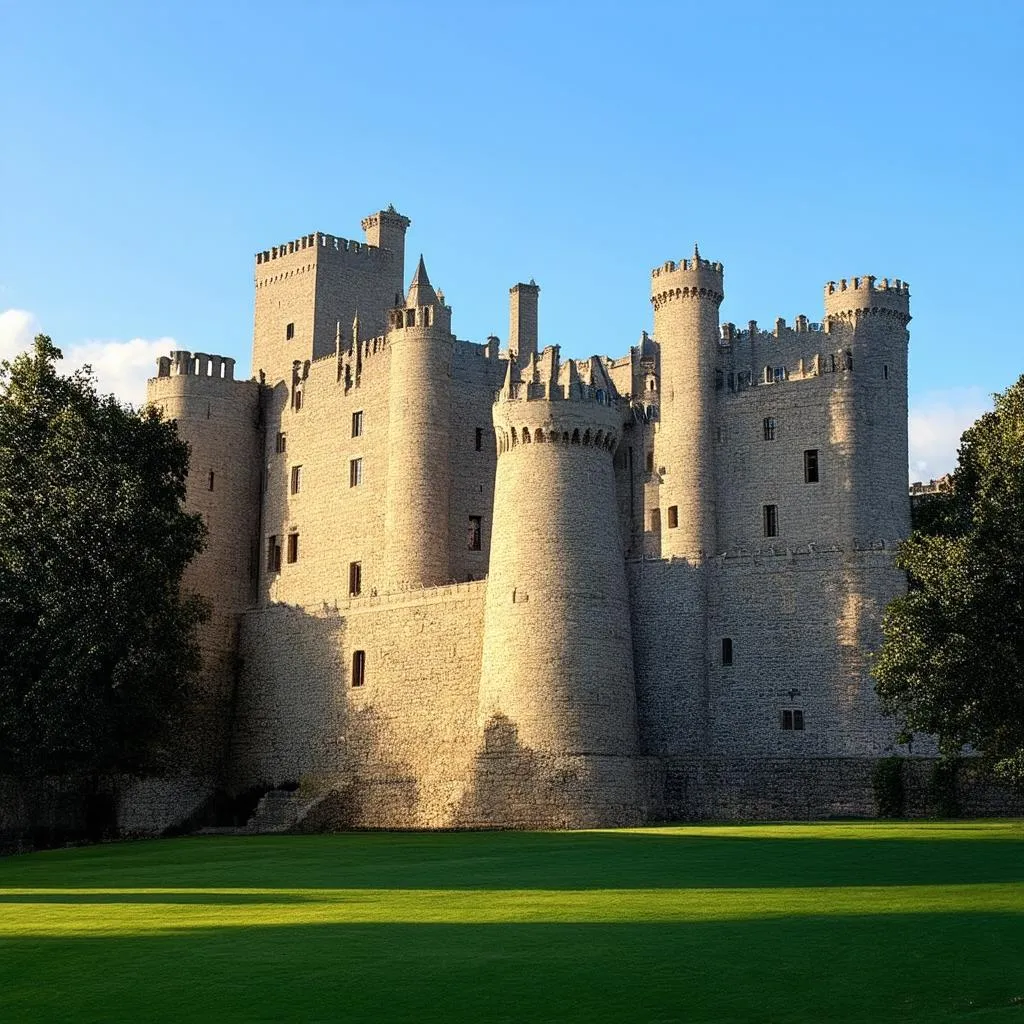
[140,204,913,830]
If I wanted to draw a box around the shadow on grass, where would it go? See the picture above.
[2,827,1023,893]
[1,913,1023,1024]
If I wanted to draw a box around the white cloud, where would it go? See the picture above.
[908,387,991,483]
[0,309,40,361]
[0,308,175,407]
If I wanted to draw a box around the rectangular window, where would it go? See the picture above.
[646,451,655,474]
[285,322,295,340]
[781,709,805,731]
[352,649,366,688]
[722,638,733,666]
[763,504,778,537]
[290,465,302,494]
[468,515,482,551]
[650,508,660,532]
[208,471,215,491]
[667,505,679,529]
[267,535,281,573]
[475,427,484,451]
[294,389,303,412]
[773,366,786,383]
[275,432,286,453]
[287,532,299,564]
[349,458,363,487]
[804,449,819,484]
[349,560,362,597]
[763,417,776,441]
[352,410,363,438]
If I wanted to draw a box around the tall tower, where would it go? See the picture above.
[508,281,540,366]
[823,276,912,544]
[382,256,454,590]
[474,354,641,827]
[650,248,724,559]
[147,352,261,780]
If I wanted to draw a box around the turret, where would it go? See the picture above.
[474,350,641,827]
[361,205,412,286]
[823,276,912,543]
[146,351,261,779]
[650,247,724,559]
[382,256,454,590]
[508,281,540,366]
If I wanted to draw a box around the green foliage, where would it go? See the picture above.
[928,758,961,819]
[874,374,1024,789]
[871,756,906,817]
[0,336,206,779]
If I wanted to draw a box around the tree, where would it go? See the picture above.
[874,374,1024,788]
[0,336,206,781]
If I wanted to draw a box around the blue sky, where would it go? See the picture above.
[2,0,1020,477]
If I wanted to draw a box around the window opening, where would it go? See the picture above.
[763,504,779,537]
[285,322,295,340]
[646,450,655,474]
[667,506,679,529]
[781,709,805,731]
[352,650,366,688]
[763,417,776,441]
[208,471,215,491]
[349,561,362,596]
[804,449,819,484]
[352,410,363,437]
[722,638,733,666]
[468,515,482,551]
[275,432,287,453]
[349,458,363,487]
[475,427,483,451]
[294,389,303,412]
[267,535,281,572]
[286,533,299,564]
[650,508,660,532]
[290,465,302,494]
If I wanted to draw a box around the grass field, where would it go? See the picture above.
[1,823,1023,1022]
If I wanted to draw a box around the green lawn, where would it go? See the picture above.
[1,823,1023,1023]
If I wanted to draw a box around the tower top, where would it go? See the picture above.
[406,255,438,307]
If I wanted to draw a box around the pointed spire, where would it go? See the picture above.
[693,242,701,261]
[405,254,438,308]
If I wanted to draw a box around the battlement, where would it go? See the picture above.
[155,350,237,380]
[824,275,911,324]
[255,231,387,266]
[497,380,619,406]
[650,247,724,310]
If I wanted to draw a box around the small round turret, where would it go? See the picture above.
[475,364,641,827]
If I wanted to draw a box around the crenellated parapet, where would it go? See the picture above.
[824,276,911,326]
[154,350,237,381]
[255,231,390,266]
[650,246,725,310]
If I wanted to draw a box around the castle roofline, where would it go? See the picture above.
[406,254,438,307]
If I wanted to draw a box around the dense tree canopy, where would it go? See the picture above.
[874,374,1024,787]
[0,336,206,778]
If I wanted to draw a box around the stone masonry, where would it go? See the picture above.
[143,204,917,829]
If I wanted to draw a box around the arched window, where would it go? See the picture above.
[571,429,580,445]
[523,427,531,443]
[582,429,591,446]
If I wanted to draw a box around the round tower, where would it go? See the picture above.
[145,351,261,780]
[650,248,724,559]
[474,362,641,828]
[823,276,912,544]
[383,256,453,590]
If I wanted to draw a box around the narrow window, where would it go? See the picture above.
[290,465,302,494]
[267,535,281,572]
[352,649,366,688]
[883,364,889,380]
[722,638,733,666]
[646,450,655,473]
[468,515,482,551]
[294,389,303,412]
[475,427,483,451]
[275,432,287,453]
[352,410,363,438]
[650,508,660,532]
[763,504,778,537]
[781,709,793,730]
[773,366,786,383]
[763,417,776,441]
[804,449,819,484]
[793,709,805,731]
[286,533,299,564]
[349,458,363,487]
[349,561,362,596]
[285,322,295,340]
[667,505,679,529]
[208,471,215,491]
